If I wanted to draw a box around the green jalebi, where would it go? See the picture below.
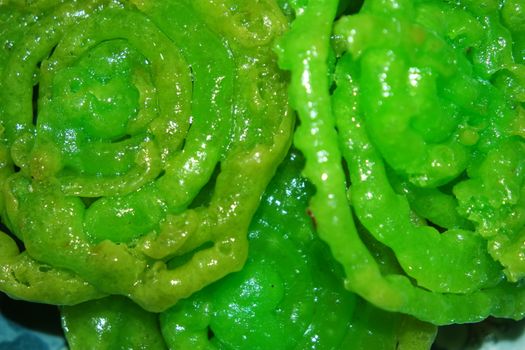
[278,0,525,325]
[0,0,524,349]
[0,0,292,312]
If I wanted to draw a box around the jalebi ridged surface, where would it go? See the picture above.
[277,0,525,325]
[0,0,293,312]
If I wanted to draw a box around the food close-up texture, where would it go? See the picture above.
[0,0,524,349]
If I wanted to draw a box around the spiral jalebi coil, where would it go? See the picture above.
[278,0,525,325]
[0,0,292,312]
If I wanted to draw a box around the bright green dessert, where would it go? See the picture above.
[0,0,524,349]
[0,0,292,312]
[279,0,525,325]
